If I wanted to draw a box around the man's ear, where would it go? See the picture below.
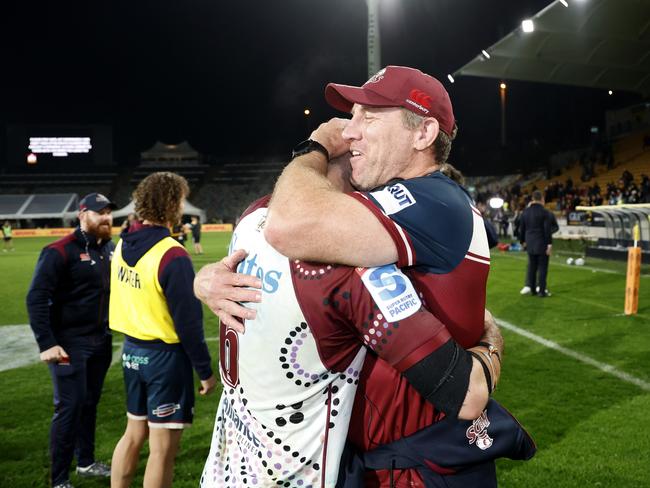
[413,117,440,151]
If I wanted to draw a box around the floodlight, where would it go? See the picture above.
[500,82,507,90]
[27,153,38,165]
[608,90,613,95]
[522,19,534,33]
[447,74,455,83]
[482,50,491,59]
[489,197,504,209]
[304,108,311,116]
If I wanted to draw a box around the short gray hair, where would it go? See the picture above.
[401,109,458,165]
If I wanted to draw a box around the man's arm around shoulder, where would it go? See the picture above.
[265,151,397,267]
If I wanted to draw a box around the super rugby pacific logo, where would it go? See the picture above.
[466,410,493,450]
[152,403,181,418]
[405,89,432,114]
[358,264,421,322]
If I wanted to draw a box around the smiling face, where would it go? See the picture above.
[342,105,417,191]
[79,207,113,240]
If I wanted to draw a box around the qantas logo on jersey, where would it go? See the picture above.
[229,232,282,294]
[236,252,282,294]
[370,183,416,215]
[358,264,421,321]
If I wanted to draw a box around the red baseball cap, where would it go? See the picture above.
[325,65,456,136]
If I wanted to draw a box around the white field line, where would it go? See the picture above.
[496,318,650,392]
[498,252,650,278]
[0,325,219,371]
[7,319,649,394]
[0,325,41,372]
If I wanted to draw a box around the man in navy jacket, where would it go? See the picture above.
[27,193,116,488]
[518,191,559,297]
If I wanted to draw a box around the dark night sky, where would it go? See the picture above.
[1,0,642,174]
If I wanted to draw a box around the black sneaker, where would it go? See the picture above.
[76,461,111,478]
[538,290,551,297]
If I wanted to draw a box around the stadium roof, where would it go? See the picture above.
[0,194,79,220]
[454,0,650,96]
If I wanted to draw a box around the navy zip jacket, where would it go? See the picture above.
[26,228,115,351]
[518,203,559,255]
[119,225,213,380]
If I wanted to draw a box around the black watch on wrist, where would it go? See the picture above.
[291,139,330,161]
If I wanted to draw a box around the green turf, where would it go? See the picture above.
[1,235,649,487]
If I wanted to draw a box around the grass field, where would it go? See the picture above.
[1,233,649,487]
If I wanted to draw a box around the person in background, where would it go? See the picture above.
[120,213,138,239]
[170,223,187,246]
[2,220,14,252]
[190,216,203,255]
[26,193,116,488]
[476,201,499,249]
[109,172,216,488]
[518,190,559,297]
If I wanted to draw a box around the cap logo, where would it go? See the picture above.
[96,194,109,203]
[365,68,386,85]
[405,89,432,114]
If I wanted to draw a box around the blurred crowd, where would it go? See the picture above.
[475,169,650,238]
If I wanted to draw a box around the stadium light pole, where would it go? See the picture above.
[366,0,381,77]
[499,82,507,147]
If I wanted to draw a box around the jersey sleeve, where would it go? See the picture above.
[159,247,213,380]
[348,174,476,272]
[26,247,66,352]
[293,261,452,374]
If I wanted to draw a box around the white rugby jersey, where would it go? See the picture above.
[201,197,455,488]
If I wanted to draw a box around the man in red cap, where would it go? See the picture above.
[27,193,117,488]
[197,67,508,486]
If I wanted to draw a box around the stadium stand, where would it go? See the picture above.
[0,193,79,223]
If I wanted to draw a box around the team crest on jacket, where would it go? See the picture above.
[466,410,493,450]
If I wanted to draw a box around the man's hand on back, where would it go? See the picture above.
[193,249,262,333]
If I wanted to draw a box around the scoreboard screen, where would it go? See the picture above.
[5,124,113,168]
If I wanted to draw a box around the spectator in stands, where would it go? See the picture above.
[622,169,633,186]
[477,201,499,248]
[518,191,559,298]
[513,203,525,241]
[190,216,203,254]
[641,174,650,203]
[26,193,117,488]
[498,208,510,237]
[109,172,216,488]
[2,220,14,251]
